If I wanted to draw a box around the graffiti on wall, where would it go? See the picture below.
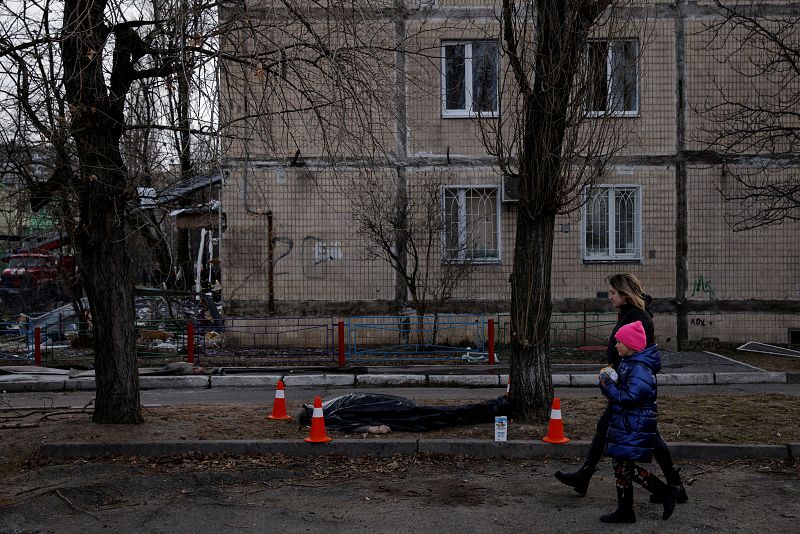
[691,275,715,299]
[300,236,343,279]
[690,317,715,328]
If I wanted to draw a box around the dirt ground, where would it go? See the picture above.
[2,393,798,479]
[1,453,798,532]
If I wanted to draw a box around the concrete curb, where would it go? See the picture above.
[282,374,355,387]
[39,439,799,461]
[658,373,714,385]
[355,374,428,387]
[713,372,787,384]
[139,376,210,389]
[1,371,792,393]
[210,375,282,388]
[428,375,499,387]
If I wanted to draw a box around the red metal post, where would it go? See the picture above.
[338,321,345,368]
[34,327,42,366]
[187,322,195,364]
[488,319,495,365]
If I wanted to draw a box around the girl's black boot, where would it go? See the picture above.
[600,487,636,523]
[554,463,597,496]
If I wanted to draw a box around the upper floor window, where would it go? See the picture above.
[441,41,499,118]
[583,185,641,261]
[585,39,639,117]
[442,186,501,262]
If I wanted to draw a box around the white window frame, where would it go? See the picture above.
[581,184,642,262]
[585,39,640,118]
[441,185,502,263]
[441,41,500,118]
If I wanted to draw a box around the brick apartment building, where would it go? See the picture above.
[218,1,800,349]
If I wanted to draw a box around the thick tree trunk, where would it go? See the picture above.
[63,0,142,424]
[73,132,142,424]
[80,219,142,424]
[509,213,555,421]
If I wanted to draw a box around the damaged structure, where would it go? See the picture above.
[218,1,800,350]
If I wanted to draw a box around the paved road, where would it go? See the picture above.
[2,383,798,411]
[1,455,797,533]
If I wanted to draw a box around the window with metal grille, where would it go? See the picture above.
[441,41,499,117]
[585,39,639,116]
[442,186,501,262]
[583,185,641,261]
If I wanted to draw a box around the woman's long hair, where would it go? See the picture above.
[608,273,647,311]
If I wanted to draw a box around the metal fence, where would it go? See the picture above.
[1,312,617,368]
[0,320,30,364]
[493,313,617,351]
[346,314,491,364]
[194,316,337,367]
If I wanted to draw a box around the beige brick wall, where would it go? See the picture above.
[221,165,396,306]
[553,165,677,301]
[685,313,800,347]
[687,165,800,301]
[686,17,800,153]
[219,2,800,348]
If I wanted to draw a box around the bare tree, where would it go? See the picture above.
[352,172,475,338]
[480,1,638,420]
[699,1,800,230]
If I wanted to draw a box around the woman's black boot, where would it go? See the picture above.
[650,467,688,504]
[600,487,636,523]
[644,477,679,520]
[554,463,597,496]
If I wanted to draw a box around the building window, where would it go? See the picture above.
[583,185,641,261]
[441,41,499,117]
[585,39,639,116]
[442,186,501,262]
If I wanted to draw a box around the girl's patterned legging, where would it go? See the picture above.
[613,458,657,490]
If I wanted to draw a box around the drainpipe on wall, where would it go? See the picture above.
[674,1,689,350]
[267,211,275,313]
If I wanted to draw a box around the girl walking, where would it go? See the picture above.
[598,320,679,523]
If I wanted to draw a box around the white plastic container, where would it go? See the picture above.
[494,416,508,442]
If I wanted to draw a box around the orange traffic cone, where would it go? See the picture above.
[542,397,570,444]
[267,380,292,421]
[304,396,332,443]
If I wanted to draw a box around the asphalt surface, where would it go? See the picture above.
[3,382,799,410]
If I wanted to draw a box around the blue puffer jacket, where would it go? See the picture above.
[600,344,661,462]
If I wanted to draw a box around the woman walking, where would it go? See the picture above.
[554,274,687,503]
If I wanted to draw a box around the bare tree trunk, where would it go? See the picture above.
[80,214,141,424]
[73,132,142,424]
[510,213,555,421]
[63,0,142,424]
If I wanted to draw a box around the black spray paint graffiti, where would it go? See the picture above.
[691,275,715,299]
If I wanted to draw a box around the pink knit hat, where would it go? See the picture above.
[615,321,647,352]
